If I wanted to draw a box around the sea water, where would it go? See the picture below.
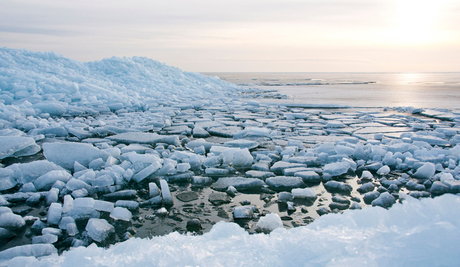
[203,72,460,109]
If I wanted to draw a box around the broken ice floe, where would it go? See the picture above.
[1,48,460,263]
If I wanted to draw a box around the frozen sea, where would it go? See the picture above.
[1,48,460,266]
[204,72,460,109]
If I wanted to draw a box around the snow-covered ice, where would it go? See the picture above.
[1,47,460,265]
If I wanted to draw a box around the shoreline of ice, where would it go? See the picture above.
[1,47,460,266]
[2,194,459,266]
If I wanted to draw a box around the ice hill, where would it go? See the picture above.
[0,47,242,118]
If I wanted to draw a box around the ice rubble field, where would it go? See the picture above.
[1,47,460,266]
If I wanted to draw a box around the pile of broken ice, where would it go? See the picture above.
[1,48,460,264]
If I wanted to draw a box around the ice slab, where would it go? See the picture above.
[0,244,56,261]
[211,177,266,192]
[85,218,115,243]
[106,132,180,147]
[265,176,306,191]
[0,136,37,159]
[34,170,72,191]
[43,142,110,171]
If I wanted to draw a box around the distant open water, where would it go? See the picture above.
[202,72,460,110]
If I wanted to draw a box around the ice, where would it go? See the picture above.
[413,162,436,180]
[93,200,114,213]
[291,188,316,199]
[149,182,160,198]
[430,181,450,195]
[43,142,110,171]
[371,192,396,208]
[0,136,37,159]
[0,212,25,230]
[224,139,259,149]
[110,207,132,221]
[324,180,353,194]
[115,200,139,211]
[192,126,210,138]
[34,170,72,191]
[265,176,306,191]
[32,234,58,244]
[377,165,391,176]
[3,47,460,264]
[220,148,254,168]
[233,206,257,219]
[255,213,283,232]
[211,177,266,191]
[0,171,16,191]
[323,161,350,177]
[103,190,137,200]
[245,170,275,180]
[160,179,173,206]
[45,188,59,206]
[132,161,162,183]
[85,218,115,243]
[294,171,321,183]
[0,244,56,261]
[47,203,62,225]
[106,132,180,147]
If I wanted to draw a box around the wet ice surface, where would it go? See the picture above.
[1,48,460,265]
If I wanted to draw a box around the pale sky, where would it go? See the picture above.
[1,0,459,72]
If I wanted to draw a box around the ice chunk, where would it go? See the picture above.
[0,212,25,230]
[192,126,210,138]
[45,188,59,206]
[0,136,37,159]
[160,179,173,206]
[177,163,191,173]
[371,192,396,208]
[33,102,66,116]
[132,161,162,183]
[0,244,56,261]
[266,176,306,191]
[8,160,65,185]
[34,170,72,191]
[376,165,391,176]
[294,171,321,184]
[149,182,160,198]
[430,181,450,195]
[32,234,58,244]
[324,181,353,194]
[323,162,350,177]
[106,132,180,147]
[233,206,257,219]
[115,200,139,211]
[413,162,436,180]
[256,213,283,232]
[0,172,17,191]
[43,142,110,171]
[94,200,114,213]
[85,218,115,243]
[211,177,266,191]
[110,207,132,221]
[291,188,316,199]
[47,203,62,225]
[224,139,259,149]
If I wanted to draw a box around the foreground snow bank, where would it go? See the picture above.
[7,194,458,267]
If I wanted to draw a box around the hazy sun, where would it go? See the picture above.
[392,0,443,45]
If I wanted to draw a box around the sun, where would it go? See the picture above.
[392,0,443,45]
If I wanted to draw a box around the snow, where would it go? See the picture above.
[255,213,283,232]
[0,194,455,266]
